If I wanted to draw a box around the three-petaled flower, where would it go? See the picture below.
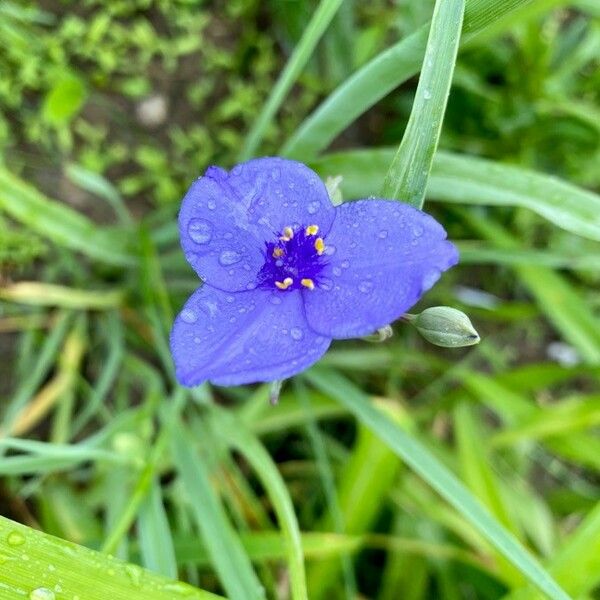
[170,158,458,387]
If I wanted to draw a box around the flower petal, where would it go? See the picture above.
[178,168,265,292]
[225,157,336,235]
[303,199,458,338]
[170,285,331,386]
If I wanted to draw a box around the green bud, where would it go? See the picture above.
[412,306,480,348]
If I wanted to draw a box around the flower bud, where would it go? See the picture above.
[412,306,480,348]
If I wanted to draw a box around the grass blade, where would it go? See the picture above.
[0,167,134,266]
[172,420,264,600]
[0,515,222,599]
[238,0,344,161]
[311,148,600,241]
[209,406,307,600]
[381,0,464,208]
[282,0,554,160]
[305,368,571,600]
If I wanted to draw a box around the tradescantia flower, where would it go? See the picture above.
[170,157,458,387]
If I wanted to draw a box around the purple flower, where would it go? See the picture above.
[170,158,458,387]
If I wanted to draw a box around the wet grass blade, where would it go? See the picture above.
[305,368,571,600]
[238,0,344,161]
[311,149,600,241]
[0,515,222,600]
[381,0,464,208]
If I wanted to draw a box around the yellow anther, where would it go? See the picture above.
[305,224,319,236]
[275,277,293,290]
[272,247,284,258]
[301,278,315,290]
[280,226,294,241]
[314,237,325,255]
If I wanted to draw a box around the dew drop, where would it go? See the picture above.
[219,250,242,266]
[29,589,55,600]
[332,267,342,276]
[125,564,143,587]
[193,336,201,344]
[246,282,257,290]
[290,327,304,341]
[423,89,432,100]
[271,168,280,181]
[307,201,320,214]
[275,259,284,267]
[226,295,235,303]
[7,531,25,546]
[413,225,424,237]
[358,281,374,294]
[341,260,350,268]
[188,219,212,244]
[378,230,388,239]
[324,244,336,256]
[229,316,237,323]
[180,309,197,324]
[207,199,216,210]
[223,232,233,240]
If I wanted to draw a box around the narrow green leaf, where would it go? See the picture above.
[209,406,307,600]
[282,0,558,160]
[311,149,600,241]
[0,515,222,600]
[305,368,571,600]
[0,168,134,266]
[138,478,178,578]
[172,422,264,600]
[381,0,464,208]
[238,0,344,161]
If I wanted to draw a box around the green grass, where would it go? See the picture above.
[1,0,599,599]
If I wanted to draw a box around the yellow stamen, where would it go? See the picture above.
[301,278,315,290]
[280,226,294,241]
[305,224,319,236]
[314,237,325,255]
[275,277,293,290]
[272,247,284,258]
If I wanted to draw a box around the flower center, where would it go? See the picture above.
[257,224,327,291]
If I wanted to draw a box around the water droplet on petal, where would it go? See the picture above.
[226,295,235,303]
[207,199,216,210]
[333,267,342,276]
[246,282,257,290]
[341,260,350,268]
[358,281,374,294]
[188,219,212,244]
[290,327,304,340]
[307,201,320,214]
[180,309,197,323]
[223,232,233,240]
[413,225,424,237]
[378,230,388,239]
[271,168,280,181]
[324,245,336,256]
[219,250,242,266]
[29,589,55,600]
